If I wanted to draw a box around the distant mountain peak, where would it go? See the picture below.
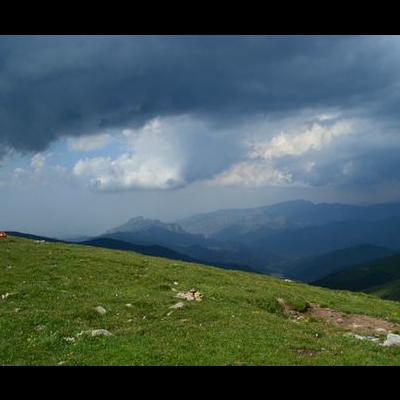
[106,216,185,235]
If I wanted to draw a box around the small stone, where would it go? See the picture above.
[125,303,133,308]
[383,333,400,347]
[173,281,179,285]
[169,302,184,309]
[94,306,107,315]
[35,325,46,332]
[351,334,380,343]
[91,329,112,337]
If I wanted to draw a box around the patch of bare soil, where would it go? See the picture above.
[277,298,400,336]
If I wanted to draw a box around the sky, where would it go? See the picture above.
[2,35,400,238]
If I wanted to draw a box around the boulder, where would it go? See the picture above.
[91,329,112,337]
[94,306,107,315]
[383,333,400,347]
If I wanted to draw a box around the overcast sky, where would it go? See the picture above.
[2,35,400,237]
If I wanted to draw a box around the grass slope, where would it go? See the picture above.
[1,236,400,366]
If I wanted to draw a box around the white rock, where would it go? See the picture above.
[169,302,184,309]
[94,306,107,315]
[125,303,133,308]
[91,329,112,337]
[383,333,400,347]
[352,334,380,343]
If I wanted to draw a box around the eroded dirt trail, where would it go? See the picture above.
[277,298,400,336]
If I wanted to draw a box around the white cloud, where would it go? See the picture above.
[207,116,356,188]
[67,133,110,152]
[247,120,353,160]
[72,115,242,191]
[72,117,191,191]
[13,167,26,178]
[31,153,45,174]
[73,154,184,191]
[209,160,293,187]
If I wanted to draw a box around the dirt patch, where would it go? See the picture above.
[295,349,317,357]
[277,298,400,336]
[308,305,399,336]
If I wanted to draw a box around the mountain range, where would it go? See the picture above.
[314,254,400,301]
[94,200,400,277]
[6,199,400,298]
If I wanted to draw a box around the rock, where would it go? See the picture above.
[35,325,46,332]
[169,302,184,309]
[383,333,400,347]
[125,303,133,308]
[91,329,112,337]
[176,289,203,302]
[351,334,380,343]
[94,306,107,315]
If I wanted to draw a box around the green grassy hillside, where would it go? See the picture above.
[367,279,400,301]
[1,236,400,365]
[314,254,400,301]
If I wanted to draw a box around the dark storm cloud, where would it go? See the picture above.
[1,35,399,154]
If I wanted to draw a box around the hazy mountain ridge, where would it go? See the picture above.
[313,254,400,301]
[106,216,185,235]
[178,200,400,238]
[101,200,400,277]
[280,244,397,282]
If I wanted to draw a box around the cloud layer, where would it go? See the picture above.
[1,36,400,153]
[2,36,400,193]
